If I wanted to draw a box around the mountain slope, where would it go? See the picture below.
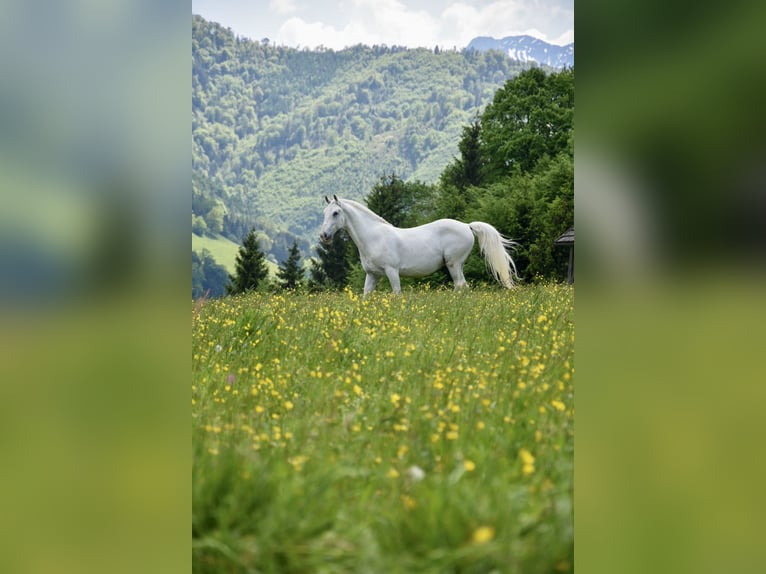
[467,35,574,69]
[192,16,545,255]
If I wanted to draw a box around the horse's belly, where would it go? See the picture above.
[398,248,444,277]
[400,265,442,277]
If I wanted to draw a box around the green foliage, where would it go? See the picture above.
[440,120,482,193]
[192,286,574,573]
[206,204,225,235]
[465,152,573,283]
[192,249,229,298]
[479,67,574,178]
[192,172,229,237]
[275,240,304,291]
[226,229,269,294]
[192,15,535,248]
[365,173,435,227]
[439,68,574,282]
[192,214,208,236]
[308,232,351,291]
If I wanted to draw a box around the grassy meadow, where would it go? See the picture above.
[192,285,574,573]
[192,233,280,276]
[192,233,242,272]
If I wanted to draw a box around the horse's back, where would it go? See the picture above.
[397,219,474,264]
[401,218,472,240]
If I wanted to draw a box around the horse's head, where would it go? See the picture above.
[320,195,346,243]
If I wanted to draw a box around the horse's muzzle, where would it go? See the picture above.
[319,232,331,244]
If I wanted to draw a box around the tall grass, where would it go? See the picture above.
[192,285,574,573]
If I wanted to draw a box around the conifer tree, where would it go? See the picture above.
[308,232,350,291]
[226,229,269,294]
[276,240,304,290]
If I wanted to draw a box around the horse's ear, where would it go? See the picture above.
[324,196,330,204]
[333,194,339,203]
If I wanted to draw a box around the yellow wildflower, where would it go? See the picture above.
[519,448,535,476]
[288,455,309,472]
[471,526,495,544]
[464,460,476,472]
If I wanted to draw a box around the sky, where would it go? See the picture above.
[191,0,574,50]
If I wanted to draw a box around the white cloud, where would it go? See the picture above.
[225,0,574,50]
[551,28,574,45]
[278,17,347,49]
[278,0,442,49]
[269,0,298,17]
[442,0,573,46]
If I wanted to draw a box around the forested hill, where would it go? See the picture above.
[192,15,544,256]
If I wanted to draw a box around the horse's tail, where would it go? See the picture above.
[469,222,519,288]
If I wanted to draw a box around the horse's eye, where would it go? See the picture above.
[333,211,339,217]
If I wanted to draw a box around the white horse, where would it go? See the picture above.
[320,195,518,294]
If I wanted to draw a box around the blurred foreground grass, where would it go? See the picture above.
[0,2,189,573]
[577,1,766,571]
[0,291,188,574]
[576,275,766,573]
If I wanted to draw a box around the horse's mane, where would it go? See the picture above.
[340,198,393,226]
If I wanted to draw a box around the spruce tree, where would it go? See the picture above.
[276,240,304,290]
[308,232,350,291]
[226,229,269,294]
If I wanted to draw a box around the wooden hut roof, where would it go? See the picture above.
[554,227,574,245]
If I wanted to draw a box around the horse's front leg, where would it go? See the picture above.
[363,273,379,295]
[384,267,402,294]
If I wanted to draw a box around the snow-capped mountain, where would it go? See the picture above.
[467,35,573,69]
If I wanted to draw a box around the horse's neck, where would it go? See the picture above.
[343,202,390,252]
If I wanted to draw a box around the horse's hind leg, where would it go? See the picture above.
[446,261,469,290]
